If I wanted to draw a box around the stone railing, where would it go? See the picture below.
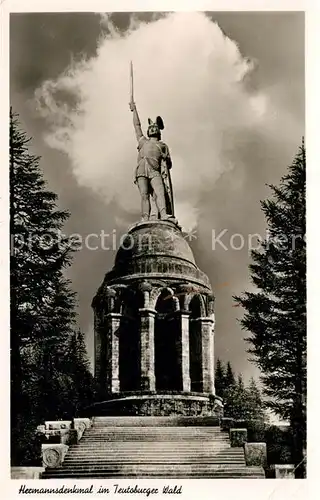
[220,417,295,477]
[221,418,267,470]
[228,425,267,472]
[37,418,92,469]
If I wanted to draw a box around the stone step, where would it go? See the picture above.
[42,465,265,479]
[67,450,232,457]
[69,445,231,452]
[63,459,246,465]
[67,445,241,451]
[85,430,227,435]
[64,451,245,459]
[43,473,264,478]
[42,463,260,472]
[84,433,229,437]
[41,417,267,479]
[61,461,247,469]
[83,430,225,441]
[67,449,243,458]
[66,448,244,456]
[66,451,240,458]
[65,455,239,461]
[74,439,232,446]
[92,416,220,427]
[81,438,230,443]
[88,432,224,436]
[90,425,222,431]
[79,436,229,442]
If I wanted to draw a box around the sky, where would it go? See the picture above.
[10,11,305,383]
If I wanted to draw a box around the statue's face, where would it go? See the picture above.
[147,124,160,138]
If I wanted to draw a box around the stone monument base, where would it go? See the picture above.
[83,392,223,418]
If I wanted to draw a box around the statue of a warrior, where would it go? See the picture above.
[129,63,175,222]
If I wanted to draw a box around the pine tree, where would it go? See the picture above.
[234,142,306,477]
[247,377,263,409]
[225,361,236,388]
[66,330,95,415]
[223,383,246,420]
[10,110,93,464]
[223,375,265,422]
[10,109,73,345]
[223,371,246,420]
[214,359,226,398]
[237,374,244,391]
[245,378,265,422]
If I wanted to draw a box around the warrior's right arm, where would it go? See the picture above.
[129,102,143,141]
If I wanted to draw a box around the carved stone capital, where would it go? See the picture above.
[138,281,153,292]
[42,444,69,469]
[192,317,214,324]
[139,308,157,316]
[73,417,91,430]
[73,418,91,440]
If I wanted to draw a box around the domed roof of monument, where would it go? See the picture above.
[95,219,211,293]
[115,220,196,266]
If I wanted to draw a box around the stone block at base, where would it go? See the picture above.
[244,443,267,467]
[41,444,69,469]
[11,467,45,479]
[85,393,222,417]
[230,428,248,447]
[275,464,295,478]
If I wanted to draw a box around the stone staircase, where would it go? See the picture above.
[42,416,265,478]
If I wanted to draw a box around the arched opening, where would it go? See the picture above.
[118,292,141,391]
[155,290,181,391]
[189,295,203,392]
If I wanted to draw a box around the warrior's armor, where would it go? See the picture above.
[136,136,171,183]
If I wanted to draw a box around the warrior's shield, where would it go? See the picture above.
[150,160,174,219]
[161,160,175,217]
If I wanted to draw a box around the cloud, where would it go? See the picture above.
[35,12,271,231]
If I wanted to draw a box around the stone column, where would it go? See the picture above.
[199,317,215,394]
[105,312,121,393]
[177,311,191,392]
[139,308,156,391]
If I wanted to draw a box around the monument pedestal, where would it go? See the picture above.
[86,392,223,418]
[91,220,220,418]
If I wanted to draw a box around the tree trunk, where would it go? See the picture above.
[291,395,306,478]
